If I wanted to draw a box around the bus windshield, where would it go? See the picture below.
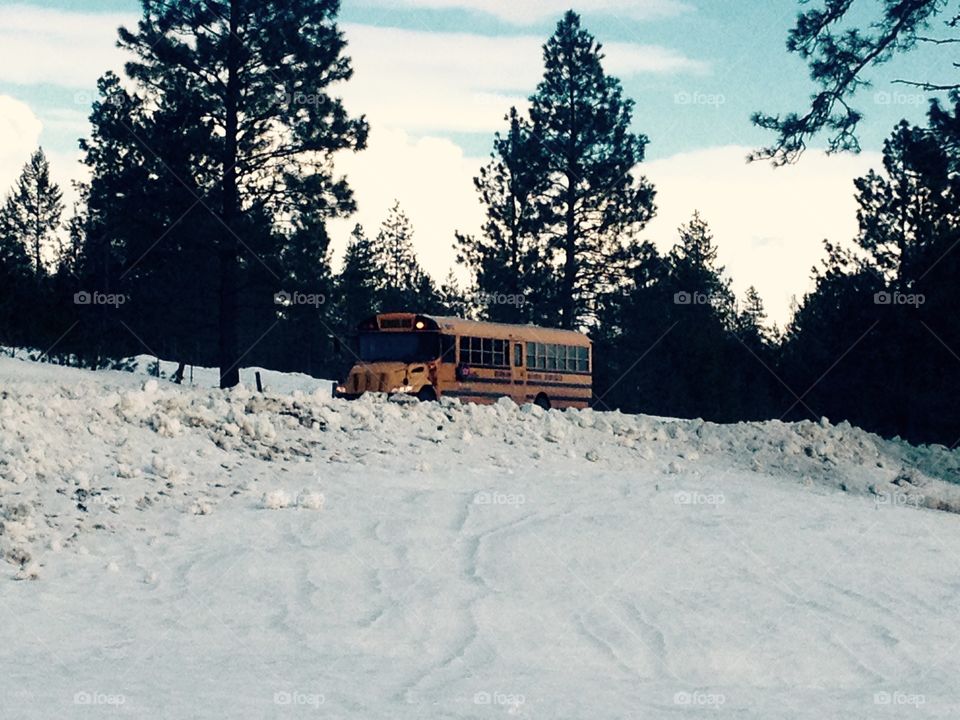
[358,332,440,363]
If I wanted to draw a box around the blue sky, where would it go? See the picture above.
[0,0,951,323]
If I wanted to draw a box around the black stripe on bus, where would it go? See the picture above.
[525,394,591,403]
[525,380,591,390]
[442,389,515,400]
[445,390,590,405]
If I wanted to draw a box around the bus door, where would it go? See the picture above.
[512,341,527,403]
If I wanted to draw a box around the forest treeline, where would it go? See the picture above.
[1,3,958,446]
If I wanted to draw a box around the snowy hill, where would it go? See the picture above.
[1,355,959,718]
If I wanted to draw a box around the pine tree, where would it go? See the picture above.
[735,286,772,346]
[0,148,63,277]
[337,224,383,333]
[0,205,33,347]
[669,211,735,324]
[752,0,950,164]
[438,270,470,317]
[527,11,656,328]
[781,104,960,443]
[659,213,740,420]
[373,202,436,312]
[276,212,336,376]
[77,72,220,369]
[456,107,553,324]
[117,0,368,387]
[854,119,954,287]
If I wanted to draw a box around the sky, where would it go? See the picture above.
[0,0,950,325]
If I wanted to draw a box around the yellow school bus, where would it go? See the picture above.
[335,312,592,409]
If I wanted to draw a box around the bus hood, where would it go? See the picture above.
[341,362,428,395]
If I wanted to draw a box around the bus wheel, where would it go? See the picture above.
[534,393,551,410]
[417,386,438,402]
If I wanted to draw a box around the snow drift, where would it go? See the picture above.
[1,355,959,718]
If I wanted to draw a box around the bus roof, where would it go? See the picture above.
[373,313,591,346]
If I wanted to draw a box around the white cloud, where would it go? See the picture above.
[340,23,707,134]
[0,95,85,254]
[0,95,43,192]
[0,5,134,89]
[329,127,485,283]
[360,0,692,24]
[641,146,881,326]
[329,138,884,330]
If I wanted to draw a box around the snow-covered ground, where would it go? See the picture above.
[1,355,960,718]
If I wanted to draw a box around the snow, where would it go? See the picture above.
[1,354,960,717]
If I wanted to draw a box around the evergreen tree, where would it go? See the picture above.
[274,212,336,376]
[527,11,656,328]
[782,103,960,442]
[591,241,674,414]
[854,119,955,287]
[735,286,772,347]
[662,214,739,418]
[0,148,63,277]
[337,224,383,332]
[753,0,951,164]
[780,241,887,428]
[0,203,33,347]
[728,285,782,419]
[594,215,767,422]
[438,271,470,317]
[669,212,735,325]
[117,0,368,387]
[76,72,220,369]
[456,107,553,324]
[373,202,437,312]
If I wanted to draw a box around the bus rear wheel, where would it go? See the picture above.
[417,386,438,402]
[534,393,551,410]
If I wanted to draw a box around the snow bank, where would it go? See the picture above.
[1,354,958,581]
[2,355,960,718]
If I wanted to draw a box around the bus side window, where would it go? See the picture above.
[440,335,456,362]
[514,343,523,367]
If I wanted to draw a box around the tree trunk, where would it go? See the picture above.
[560,61,578,329]
[561,188,577,328]
[218,0,242,389]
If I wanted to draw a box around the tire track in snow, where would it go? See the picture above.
[394,497,541,704]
